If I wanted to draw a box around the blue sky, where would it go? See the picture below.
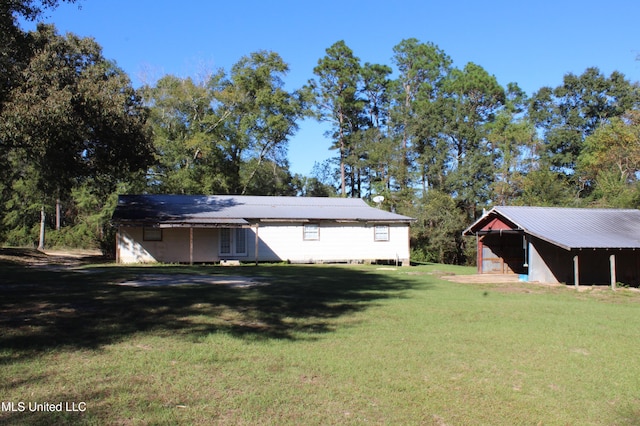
[25,0,640,176]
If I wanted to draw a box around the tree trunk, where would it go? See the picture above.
[56,198,61,230]
[38,206,45,251]
[339,113,346,197]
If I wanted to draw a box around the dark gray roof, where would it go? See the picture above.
[464,206,640,250]
[112,194,414,225]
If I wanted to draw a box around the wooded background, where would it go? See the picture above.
[2,1,639,263]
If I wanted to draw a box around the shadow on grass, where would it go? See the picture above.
[0,259,420,363]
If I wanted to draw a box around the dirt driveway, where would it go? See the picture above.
[0,248,103,266]
[0,248,265,288]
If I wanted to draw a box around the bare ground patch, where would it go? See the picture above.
[439,273,572,294]
[439,272,640,299]
[440,273,522,284]
[115,274,268,288]
[0,247,104,267]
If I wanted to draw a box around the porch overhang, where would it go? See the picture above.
[116,218,250,228]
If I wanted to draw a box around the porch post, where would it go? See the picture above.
[477,234,482,274]
[610,254,616,290]
[189,227,194,265]
[254,222,259,266]
[573,254,580,288]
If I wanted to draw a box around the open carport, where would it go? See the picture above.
[464,206,640,288]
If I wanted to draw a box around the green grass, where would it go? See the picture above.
[1,259,640,425]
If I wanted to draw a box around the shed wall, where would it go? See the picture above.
[528,237,571,283]
[528,237,640,285]
[613,251,640,285]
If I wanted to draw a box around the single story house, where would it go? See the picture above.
[463,206,640,287]
[112,194,414,265]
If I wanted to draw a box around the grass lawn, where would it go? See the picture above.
[1,252,640,425]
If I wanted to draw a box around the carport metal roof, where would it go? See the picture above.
[112,194,414,226]
[463,206,640,250]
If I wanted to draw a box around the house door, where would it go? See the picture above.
[219,228,247,257]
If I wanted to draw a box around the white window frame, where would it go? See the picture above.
[219,228,248,256]
[143,227,162,241]
[374,225,390,242]
[303,224,320,241]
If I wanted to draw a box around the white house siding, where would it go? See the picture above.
[254,222,409,263]
[117,227,218,264]
[117,222,410,264]
[117,227,155,263]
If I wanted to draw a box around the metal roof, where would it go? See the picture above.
[464,206,640,250]
[112,194,414,225]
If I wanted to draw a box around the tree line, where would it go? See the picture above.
[1,1,639,263]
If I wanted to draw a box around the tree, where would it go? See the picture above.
[141,74,226,194]
[391,38,452,200]
[292,173,335,197]
[440,62,505,216]
[0,0,79,195]
[579,111,640,182]
[1,25,152,197]
[224,51,305,195]
[346,62,393,199]
[529,67,640,173]
[515,168,574,207]
[486,83,538,205]
[307,41,363,196]
[0,24,153,247]
[241,158,297,196]
[578,110,640,207]
[143,51,305,196]
[0,1,78,106]
[409,190,468,264]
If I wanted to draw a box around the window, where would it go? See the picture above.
[235,228,247,255]
[303,224,319,240]
[219,228,247,256]
[374,225,389,241]
[220,229,231,254]
[143,227,162,241]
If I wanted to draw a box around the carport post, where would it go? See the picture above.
[476,234,482,274]
[573,254,580,288]
[189,227,194,265]
[610,254,616,290]
[254,223,259,266]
